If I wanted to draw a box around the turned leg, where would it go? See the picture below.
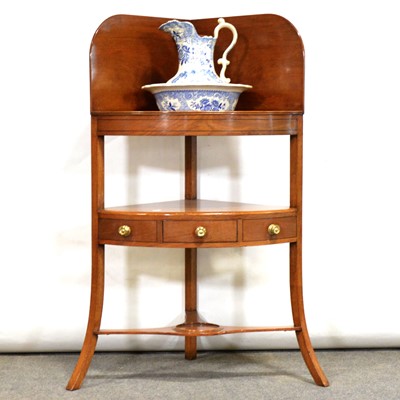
[289,126,329,386]
[67,120,106,390]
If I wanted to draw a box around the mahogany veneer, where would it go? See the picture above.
[66,13,329,390]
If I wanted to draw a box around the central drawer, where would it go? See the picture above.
[163,220,237,243]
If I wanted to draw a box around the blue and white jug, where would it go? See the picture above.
[159,18,238,85]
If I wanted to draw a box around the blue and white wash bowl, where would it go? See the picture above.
[142,18,252,111]
[142,83,251,111]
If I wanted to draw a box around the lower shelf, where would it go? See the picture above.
[95,324,301,337]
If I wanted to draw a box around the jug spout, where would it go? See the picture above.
[159,20,199,45]
[159,20,222,84]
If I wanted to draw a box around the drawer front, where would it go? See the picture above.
[99,219,157,243]
[163,220,237,243]
[242,217,297,242]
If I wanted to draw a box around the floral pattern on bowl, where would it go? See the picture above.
[154,89,239,111]
[143,84,251,112]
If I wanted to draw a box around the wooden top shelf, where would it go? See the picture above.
[93,111,301,136]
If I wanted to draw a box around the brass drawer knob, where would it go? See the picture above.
[268,223,281,236]
[195,226,207,238]
[118,225,131,237]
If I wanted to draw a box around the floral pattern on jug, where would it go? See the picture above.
[159,20,225,84]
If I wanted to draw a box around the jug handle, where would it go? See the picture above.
[214,18,238,83]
